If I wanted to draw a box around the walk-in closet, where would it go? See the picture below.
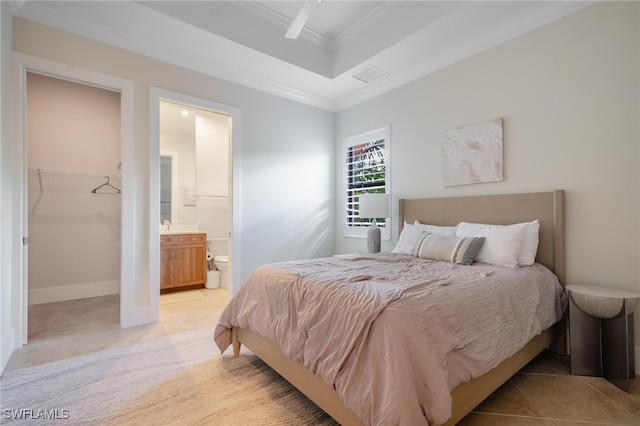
[26,72,122,341]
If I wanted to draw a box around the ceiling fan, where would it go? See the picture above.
[284,0,322,40]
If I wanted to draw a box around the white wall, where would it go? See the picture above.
[0,0,14,373]
[335,2,640,354]
[26,73,121,303]
[196,111,230,240]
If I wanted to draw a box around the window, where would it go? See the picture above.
[343,125,390,239]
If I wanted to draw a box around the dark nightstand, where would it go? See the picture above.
[567,284,639,392]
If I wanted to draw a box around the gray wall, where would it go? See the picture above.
[335,2,640,350]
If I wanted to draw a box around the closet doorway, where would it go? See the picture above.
[25,72,123,344]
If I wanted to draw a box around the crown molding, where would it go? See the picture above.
[7,0,25,15]
[13,1,594,113]
[330,2,401,52]
[229,1,330,49]
[335,1,594,111]
[14,1,337,111]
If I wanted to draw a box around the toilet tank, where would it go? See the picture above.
[207,238,228,257]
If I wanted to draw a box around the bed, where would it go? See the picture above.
[214,190,567,425]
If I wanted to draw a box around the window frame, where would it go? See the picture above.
[342,125,391,240]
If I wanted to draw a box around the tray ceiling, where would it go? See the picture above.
[11,1,592,111]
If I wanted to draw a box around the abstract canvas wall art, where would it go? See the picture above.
[442,118,503,186]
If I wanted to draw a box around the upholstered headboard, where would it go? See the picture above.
[399,190,565,285]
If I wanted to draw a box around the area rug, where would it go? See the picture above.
[0,326,337,425]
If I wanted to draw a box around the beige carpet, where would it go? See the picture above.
[1,326,337,425]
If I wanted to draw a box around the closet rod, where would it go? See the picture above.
[196,194,228,198]
[28,168,121,194]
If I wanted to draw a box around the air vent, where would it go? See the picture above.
[352,65,388,84]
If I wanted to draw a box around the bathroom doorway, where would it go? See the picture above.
[152,88,239,310]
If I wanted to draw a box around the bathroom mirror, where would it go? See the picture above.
[159,100,197,227]
[160,155,172,223]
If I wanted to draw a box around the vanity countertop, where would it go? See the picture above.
[160,230,206,235]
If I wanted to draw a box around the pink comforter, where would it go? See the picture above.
[214,253,566,425]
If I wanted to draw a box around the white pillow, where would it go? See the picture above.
[519,220,540,266]
[414,220,457,237]
[392,221,458,255]
[456,222,529,268]
[391,222,423,254]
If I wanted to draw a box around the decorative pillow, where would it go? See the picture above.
[392,221,458,255]
[414,221,457,237]
[411,232,485,265]
[456,221,529,268]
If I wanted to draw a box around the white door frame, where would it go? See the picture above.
[150,88,242,298]
[12,52,138,345]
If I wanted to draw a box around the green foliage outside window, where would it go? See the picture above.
[346,138,386,227]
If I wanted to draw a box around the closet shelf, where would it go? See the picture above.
[28,168,121,194]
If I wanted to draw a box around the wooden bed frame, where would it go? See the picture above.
[232,190,566,426]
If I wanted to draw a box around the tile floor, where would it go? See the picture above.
[4,289,639,425]
[461,350,639,425]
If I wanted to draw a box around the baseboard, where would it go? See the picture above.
[28,280,120,305]
[1,327,15,375]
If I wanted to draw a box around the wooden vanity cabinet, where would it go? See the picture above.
[160,233,207,290]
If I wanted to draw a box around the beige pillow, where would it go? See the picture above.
[411,232,485,265]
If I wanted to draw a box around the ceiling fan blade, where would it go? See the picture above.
[285,1,312,40]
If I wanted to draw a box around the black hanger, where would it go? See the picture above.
[91,176,121,194]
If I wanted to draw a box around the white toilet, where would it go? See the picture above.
[208,238,229,289]
[213,255,228,289]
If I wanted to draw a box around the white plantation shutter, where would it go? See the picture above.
[343,126,390,239]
